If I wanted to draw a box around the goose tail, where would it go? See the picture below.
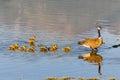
[78,41,84,45]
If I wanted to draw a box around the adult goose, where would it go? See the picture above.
[78,23,103,51]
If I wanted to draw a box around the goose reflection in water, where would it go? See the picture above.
[78,50,103,75]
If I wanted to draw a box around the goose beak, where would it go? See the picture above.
[78,41,81,45]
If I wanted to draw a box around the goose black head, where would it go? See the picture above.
[97,26,102,30]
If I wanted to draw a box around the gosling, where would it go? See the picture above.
[19,46,27,52]
[48,44,58,52]
[39,46,48,53]
[62,45,71,53]
[8,44,16,51]
[8,43,19,51]
[28,47,35,53]
[28,36,36,44]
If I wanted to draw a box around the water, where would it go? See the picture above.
[0,0,120,80]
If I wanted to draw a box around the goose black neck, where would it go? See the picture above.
[98,29,101,37]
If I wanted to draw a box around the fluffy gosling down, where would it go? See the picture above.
[39,46,48,53]
[7,43,19,51]
[8,45,16,51]
[62,46,71,53]
[28,47,35,53]
[28,36,36,43]
[19,46,27,52]
[29,36,36,41]
[48,44,58,52]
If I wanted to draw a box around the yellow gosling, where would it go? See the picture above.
[62,46,71,53]
[19,46,27,52]
[45,77,58,80]
[28,36,36,42]
[78,22,103,51]
[29,36,36,41]
[28,36,36,46]
[39,46,48,53]
[48,44,58,52]
[7,45,15,51]
[28,42,35,47]
[8,43,19,51]
[28,47,35,53]
[14,43,19,50]
[28,39,34,43]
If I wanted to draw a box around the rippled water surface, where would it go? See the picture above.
[0,0,120,80]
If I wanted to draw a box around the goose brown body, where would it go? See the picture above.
[78,37,103,49]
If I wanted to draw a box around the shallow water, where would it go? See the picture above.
[0,0,120,80]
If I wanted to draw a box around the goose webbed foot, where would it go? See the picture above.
[91,48,98,53]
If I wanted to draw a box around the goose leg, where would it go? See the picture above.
[98,63,102,75]
[91,48,98,53]
[95,48,98,53]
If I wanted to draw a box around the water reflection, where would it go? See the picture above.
[78,50,103,75]
[0,0,120,79]
[1,0,120,35]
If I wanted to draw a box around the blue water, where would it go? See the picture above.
[0,0,120,80]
